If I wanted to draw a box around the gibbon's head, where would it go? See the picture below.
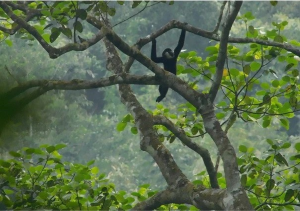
[162,48,174,59]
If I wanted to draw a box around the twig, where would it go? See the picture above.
[113,2,160,28]
[212,1,227,34]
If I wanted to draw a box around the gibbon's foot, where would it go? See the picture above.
[156,95,165,102]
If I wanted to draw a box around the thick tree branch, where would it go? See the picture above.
[0,2,41,35]
[0,74,158,102]
[134,184,227,210]
[153,115,219,189]
[102,36,190,189]
[0,74,158,135]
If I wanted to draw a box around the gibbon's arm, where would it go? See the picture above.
[151,39,164,63]
[174,29,186,58]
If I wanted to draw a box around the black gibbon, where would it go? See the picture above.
[151,29,186,102]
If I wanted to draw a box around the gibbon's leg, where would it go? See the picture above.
[156,85,169,102]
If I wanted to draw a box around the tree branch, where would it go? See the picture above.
[211,1,227,34]
[102,36,190,188]
[0,74,158,102]
[153,115,219,189]
[209,1,242,102]
[0,2,106,58]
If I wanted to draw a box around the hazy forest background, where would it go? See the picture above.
[0,1,300,210]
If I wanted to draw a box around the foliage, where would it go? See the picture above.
[0,145,165,210]
[0,145,122,210]
[239,140,300,210]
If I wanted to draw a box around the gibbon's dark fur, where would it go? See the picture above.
[151,29,186,102]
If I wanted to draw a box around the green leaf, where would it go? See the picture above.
[117,1,124,5]
[250,62,261,71]
[229,68,239,77]
[281,142,291,149]
[205,46,218,55]
[244,11,255,20]
[248,25,255,34]
[282,76,290,82]
[169,135,175,143]
[266,179,275,191]
[42,33,50,43]
[289,40,300,47]
[91,166,99,174]
[108,8,116,16]
[216,112,225,119]
[292,69,299,77]
[9,151,21,158]
[123,114,131,123]
[5,40,13,47]
[25,148,35,154]
[262,94,271,104]
[98,173,106,180]
[266,139,273,145]
[130,127,138,134]
[285,63,294,71]
[191,126,198,135]
[270,1,278,6]
[50,27,61,43]
[76,9,87,20]
[74,173,85,182]
[55,144,67,150]
[61,27,72,39]
[295,143,300,151]
[132,1,141,8]
[208,55,218,62]
[239,145,247,153]
[260,82,270,90]
[116,122,127,131]
[271,79,280,87]
[168,0,174,5]
[43,23,53,30]
[262,119,271,128]
[274,35,283,43]
[241,174,247,186]
[280,118,289,130]
[87,160,95,166]
[46,146,56,153]
[218,101,227,107]
[74,21,83,33]
[275,153,288,166]
[244,56,254,62]
[131,192,141,197]
[179,52,189,59]
[139,183,150,189]
[188,51,197,57]
[243,64,251,75]
[284,189,294,202]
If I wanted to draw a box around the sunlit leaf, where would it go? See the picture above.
[239,145,247,153]
[116,122,127,131]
